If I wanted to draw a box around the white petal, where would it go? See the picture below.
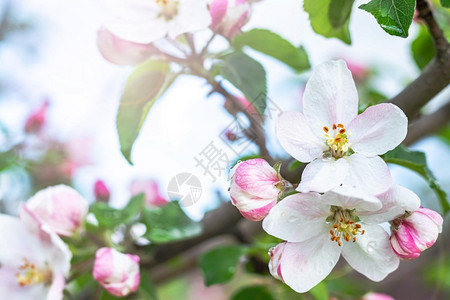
[360,185,421,224]
[322,187,382,212]
[167,0,211,39]
[276,111,326,163]
[106,17,168,44]
[303,60,358,127]
[280,236,341,293]
[343,154,392,195]
[262,193,330,242]
[298,158,350,193]
[342,224,399,281]
[348,103,407,156]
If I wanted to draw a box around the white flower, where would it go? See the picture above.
[262,185,419,293]
[276,60,408,195]
[104,0,211,44]
[0,214,71,299]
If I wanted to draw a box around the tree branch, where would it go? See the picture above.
[403,100,450,145]
[389,1,450,120]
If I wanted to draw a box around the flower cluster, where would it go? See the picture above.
[0,185,141,299]
[228,60,443,293]
[97,0,256,65]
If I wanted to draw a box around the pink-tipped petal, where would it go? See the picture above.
[348,103,407,156]
[276,111,326,163]
[342,224,399,281]
[302,60,358,128]
[234,159,279,198]
[230,183,276,221]
[209,0,228,29]
[279,236,341,293]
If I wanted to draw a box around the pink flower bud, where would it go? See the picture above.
[269,242,285,281]
[24,101,49,133]
[229,159,282,221]
[20,185,89,237]
[97,27,156,66]
[362,293,395,300]
[390,207,443,260]
[94,179,111,203]
[93,248,140,297]
[209,0,251,39]
[130,179,169,207]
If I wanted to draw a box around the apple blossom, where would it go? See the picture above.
[362,293,395,300]
[104,0,211,45]
[130,179,169,207]
[229,159,286,221]
[0,214,71,299]
[390,207,443,260]
[268,242,285,281]
[94,179,111,203]
[20,185,89,237]
[276,60,407,195]
[97,27,156,66]
[93,248,140,297]
[262,185,420,293]
[209,0,251,39]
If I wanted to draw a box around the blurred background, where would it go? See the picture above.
[0,0,449,299]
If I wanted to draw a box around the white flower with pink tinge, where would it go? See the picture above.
[104,0,211,45]
[0,214,71,300]
[262,185,420,293]
[390,207,443,260]
[20,185,89,237]
[93,248,141,297]
[229,159,285,221]
[276,60,408,195]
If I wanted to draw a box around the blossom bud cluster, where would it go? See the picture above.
[228,60,443,293]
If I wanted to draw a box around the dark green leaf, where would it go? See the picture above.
[359,0,416,38]
[411,25,435,69]
[199,245,246,286]
[90,194,145,228]
[328,0,355,29]
[437,125,450,145]
[217,51,267,115]
[141,202,202,243]
[441,0,450,8]
[384,145,449,214]
[116,60,175,164]
[137,270,158,300]
[233,29,310,72]
[231,286,275,300]
[309,282,329,300]
[304,0,352,44]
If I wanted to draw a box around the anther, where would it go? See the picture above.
[332,124,337,130]
[323,126,329,133]
[339,128,346,134]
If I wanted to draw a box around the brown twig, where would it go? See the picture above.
[404,100,450,145]
[417,0,448,59]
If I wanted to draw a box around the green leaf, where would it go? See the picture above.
[441,0,450,8]
[328,0,355,29]
[216,51,267,115]
[359,0,416,38]
[199,245,246,286]
[231,286,275,300]
[233,29,310,72]
[141,202,202,243]
[411,25,435,69]
[90,194,145,228]
[116,60,175,164]
[137,270,158,300]
[304,0,352,44]
[309,282,329,300]
[383,145,449,214]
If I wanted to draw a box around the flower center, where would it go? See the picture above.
[328,206,364,246]
[156,0,179,20]
[323,123,351,159]
[15,258,52,287]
